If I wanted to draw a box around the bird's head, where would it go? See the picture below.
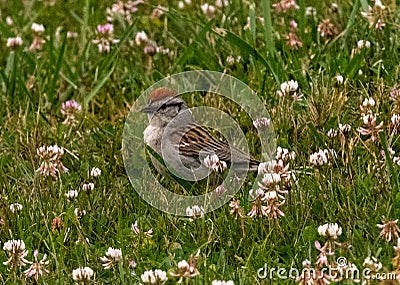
[141,87,190,126]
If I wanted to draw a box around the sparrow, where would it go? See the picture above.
[141,87,259,182]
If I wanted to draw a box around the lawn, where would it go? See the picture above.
[1,0,400,284]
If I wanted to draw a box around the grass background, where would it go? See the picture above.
[1,0,400,283]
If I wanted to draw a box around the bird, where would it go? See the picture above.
[141,87,259,182]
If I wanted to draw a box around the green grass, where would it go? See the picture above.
[1,0,400,284]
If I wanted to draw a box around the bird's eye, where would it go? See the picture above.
[159,102,182,112]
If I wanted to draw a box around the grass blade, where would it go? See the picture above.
[83,63,115,108]
[261,0,275,55]
[173,21,213,70]
[146,145,193,192]
[83,22,136,108]
[341,0,360,51]
[48,33,67,101]
[380,132,400,193]
[306,122,324,146]
[216,29,281,85]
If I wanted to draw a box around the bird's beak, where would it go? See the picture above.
[140,105,156,114]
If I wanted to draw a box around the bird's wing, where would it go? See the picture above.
[179,125,259,170]
[179,125,226,158]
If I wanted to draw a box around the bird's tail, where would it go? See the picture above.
[231,157,259,173]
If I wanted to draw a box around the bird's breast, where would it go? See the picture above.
[143,125,162,152]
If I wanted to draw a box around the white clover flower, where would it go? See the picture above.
[10,203,23,213]
[67,31,78,38]
[362,97,375,108]
[273,0,299,12]
[391,114,400,126]
[309,150,329,166]
[215,185,227,196]
[3,240,25,253]
[6,37,23,48]
[335,75,344,84]
[248,188,264,200]
[106,0,143,23]
[317,224,330,236]
[170,258,200,280]
[90,167,102,177]
[305,6,316,17]
[338,123,351,134]
[226,55,235,65]
[61,100,81,125]
[100,247,122,269]
[309,149,336,166]
[277,80,302,101]
[377,219,400,242]
[318,223,342,240]
[82,183,94,192]
[74,208,86,218]
[31,23,45,35]
[394,238,400,252]
[61,100,82,115]
[204,154,218,169]
[212,280,234,285]
[3,239,29,267]
[357,40,371,49]
[131,220,140,235]
[186,205,205,220]
[178,1,185,9]
[258,162,271,174]
[248,185,285,219]
[36,145,68,177]
[362,113,376,126]
[92,23,120,53]
[253,117,271,130]
[24,249,50,281]
[262,173,281,186]
[204,154,227,172]
[373,0,384,9]
[178,260,189,271]
[278,80,298,96]
[131,220,153,237]
[135,31,148,46]
[263,190,278,200]
[151,5,168,19]
[276,147,296,161]
[65,190,78,199]
[361,1,386,30]
[72,267,94,282]
[215,0,229,7]
[258,160,284,175]
[201,3,216,18]
[327,128,338,138]
[6,16,13,26]
[357,111,383,141]
[141,269,168,284]
[393,157,400,166]
[363,256,382,272]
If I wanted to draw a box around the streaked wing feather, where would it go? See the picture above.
[179,125,259,170]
